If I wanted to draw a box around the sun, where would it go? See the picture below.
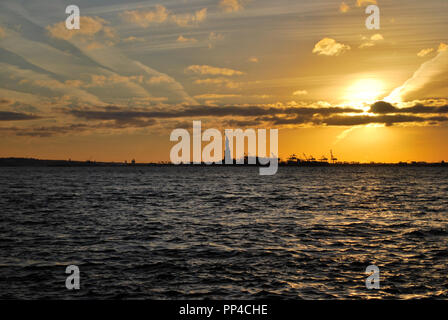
[344,78,386,105]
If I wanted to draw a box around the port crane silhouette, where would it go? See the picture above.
[295,151,338,164]
[302,153,316,161]
[330,150,338,164]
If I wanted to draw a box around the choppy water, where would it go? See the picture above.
[1,166,448,299]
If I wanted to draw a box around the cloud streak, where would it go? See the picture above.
[386,48,448,102]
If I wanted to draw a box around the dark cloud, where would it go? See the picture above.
[222,119,265,127]
[5,101,448,138]
[369,101,397,114]
[369,101,448,114]
[324,114,448,126]
[0,119,157,137]
[0,99,13,105]
[0,123,95,137]
[62,103,448,130]
[0,124,86,137]
[68,105,362,121]
[0,111,40,121]
[399,103,448,114]
[261,115,312,126]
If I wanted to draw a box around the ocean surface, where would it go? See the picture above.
[1,166,448,299]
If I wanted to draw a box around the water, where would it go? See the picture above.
[1,166,448,299]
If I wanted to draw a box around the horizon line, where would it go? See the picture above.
[1,157,447,166]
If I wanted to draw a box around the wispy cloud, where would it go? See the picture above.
[334,126,359,145]
[386,48,448,102]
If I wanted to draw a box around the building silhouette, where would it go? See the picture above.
[225,136,232,163]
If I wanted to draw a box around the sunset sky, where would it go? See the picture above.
[0,0,447,163]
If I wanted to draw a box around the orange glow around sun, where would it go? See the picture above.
[343,78,386,106]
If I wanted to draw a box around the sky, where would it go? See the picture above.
[0,0,447,163]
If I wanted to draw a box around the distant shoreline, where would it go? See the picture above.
[0,157,447,167]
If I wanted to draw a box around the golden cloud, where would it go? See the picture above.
[177,35,198,43]
[194,78,240,89]
[417,48,435,57]
[88,74,144,87]
[339,2,350,13]
[415,43,446,58]
[359,33,383,49]
[312,38,351,56]
[121,5,168,28]
[122,6,207,28]
[370,33,383,41]
[185,65,244,76]
[209,32,224,41]
[123,36,144,43]
[171,8,207,27]
[293,90,308,96]
[220,0,244,12]
[46,16,115,41]
[356,0,377,7]
[147,75,175,84]
[194,93,241,99]
[248,57,259,63]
